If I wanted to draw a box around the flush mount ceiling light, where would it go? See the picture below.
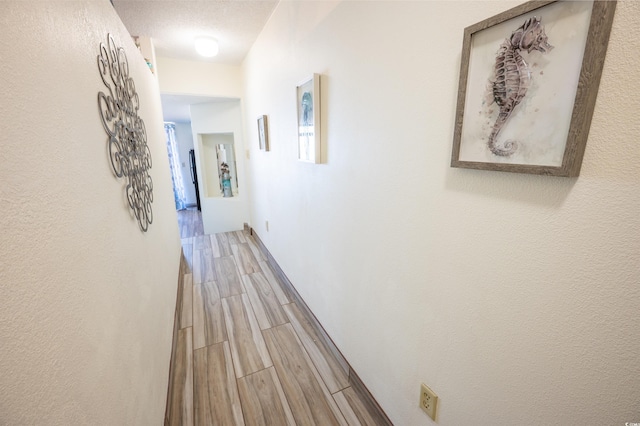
[194,36,219,57]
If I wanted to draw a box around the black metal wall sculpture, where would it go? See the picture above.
[97,34,153,231]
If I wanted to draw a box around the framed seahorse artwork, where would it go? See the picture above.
[297,74,321,163]
[451,0,616,177]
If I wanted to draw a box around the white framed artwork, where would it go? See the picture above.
[296,74,321,163]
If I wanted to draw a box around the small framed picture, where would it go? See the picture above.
[257,115,269,151]
[451,0,616,176]
[296,74,321,163]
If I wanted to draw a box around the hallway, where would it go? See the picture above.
[166,211,390,425]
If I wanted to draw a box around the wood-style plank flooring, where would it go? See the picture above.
[167,210,390,426]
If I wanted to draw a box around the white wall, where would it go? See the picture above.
[174,121,198,206]
[191,101,249,234]
[242,1,640,425]
[0,1,181,424]
[157,56,242,98]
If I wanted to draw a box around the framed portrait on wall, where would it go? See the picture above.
[257,115,269,151]
[450,0,616,176]
[296,74,321,163]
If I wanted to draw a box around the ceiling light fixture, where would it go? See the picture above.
[194,36,219,58]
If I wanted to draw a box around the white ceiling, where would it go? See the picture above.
[114,1,277,122]
[113,0,278,64]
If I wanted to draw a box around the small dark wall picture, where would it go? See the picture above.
[97,33,154,231]
[257,115,269,151]
[451,0,616,177]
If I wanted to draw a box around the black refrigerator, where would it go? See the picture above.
[189,149,201,211]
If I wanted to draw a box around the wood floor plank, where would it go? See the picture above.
[202,281,227,345]
[181,238,194,273]
[177,209,204,238]
[234,230,247,243]
[284,303,350,393]
[192,284,206,350]
[193,282,226,350]
[243,272,288,330]
[168,328,193,426]
[263,324,347,426]
[333,390,362,426]
[215,232,233,257]
[214,256,244,298]
[259,258,299,304]
[237,367,296,426]
[334,387,389,426]
[193,213,204,236]
[178,214,188,238]
[232,243,261,276]
[193,342,245,426]
[246,236,265,262]
[180,273,193,329]
[226,231,241,245]
[192,249,215,285]
[193,234,212,250]
[222,294,273,378]
[258,261,290,305]
[209,234,221,258]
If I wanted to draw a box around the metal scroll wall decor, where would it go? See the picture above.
[97,33,153,231]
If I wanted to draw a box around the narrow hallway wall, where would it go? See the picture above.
[0,1,181,424]
[241,1,640,424]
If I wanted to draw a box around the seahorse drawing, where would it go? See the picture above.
[488,16,553,156]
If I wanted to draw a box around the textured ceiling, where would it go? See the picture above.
[113,0,278,64]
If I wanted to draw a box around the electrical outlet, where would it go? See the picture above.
[265,220,269,232]
[419,383,438,421]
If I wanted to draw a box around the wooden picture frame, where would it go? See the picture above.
[451,0,616,177]
[257,115,269,151]
[296,74,321,163]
